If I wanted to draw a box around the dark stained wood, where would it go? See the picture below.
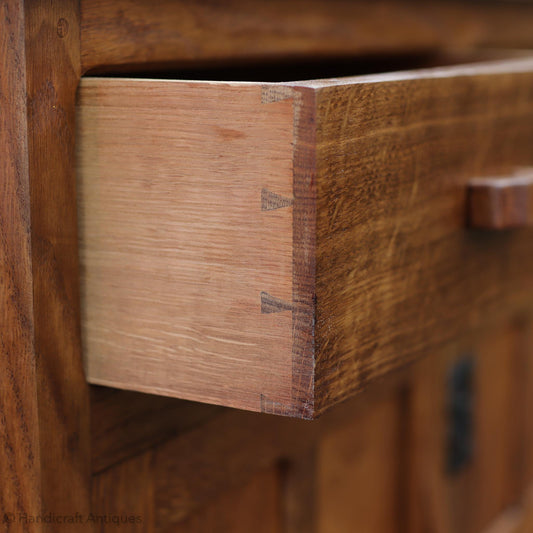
[90,386,222,473]
[522,316,533,487]
[313,60,533,414]
[90,363,413,525]
[6,1,533,530]
[153,410,311,529]
[480,485,533,533]
[281,447,319,533]
[170,467,283,533]
[289,87,318,419]
[79,0,533,74]
[89,374,406,533]
[317,391,406,533]
[468,171,533,229]
[1,0,93,527]
[89,319,531,531]
[24,0,93,526]
[92,408,295,531]
[92,451,155,532]
[407,321,528,533]
[150,378,409,530]
[78,58,533,417]
[89,359,414,491]
[0,0,43,523]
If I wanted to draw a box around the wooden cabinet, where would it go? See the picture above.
[90,317,533,532]
[3,1,533,532]
[407,321,530,533]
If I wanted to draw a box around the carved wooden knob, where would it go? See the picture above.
[467,169,533,229]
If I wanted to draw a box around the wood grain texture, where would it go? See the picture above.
[170,467,282,533]
[152,390,396,531]
[318,391,406,533]
[78,57,533,417]
[407,322,528,533]
[92,451,155,532]
[24,0,93,526]
[77,79,297,413]
[468,171,533,229]
[153,409,310,529]
[90,364,412,531]
[89,319,531,531]
[312,58,533,413]
[92,387,406,533]
[0,0,42,524]
[79,0,533,74]
[90,387,221,473]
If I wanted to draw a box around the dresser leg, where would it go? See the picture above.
[1,0,92,529]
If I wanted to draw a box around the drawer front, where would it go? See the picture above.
[77,57,533,418]
[313,60,533,412]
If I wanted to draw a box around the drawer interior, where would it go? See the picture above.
[85,49,530,82]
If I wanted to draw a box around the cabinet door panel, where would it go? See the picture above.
[408,321,529,533]
[318,391,405,533]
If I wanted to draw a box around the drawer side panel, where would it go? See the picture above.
[77,79,296,413]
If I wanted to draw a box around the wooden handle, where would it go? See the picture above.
[467,169,533,229]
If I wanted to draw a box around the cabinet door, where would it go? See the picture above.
[317,391,405,533]
[91,317,533,533]
[407,320,531,533]
[171,467,282,533]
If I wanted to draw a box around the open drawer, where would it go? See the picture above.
[77,56,533,418]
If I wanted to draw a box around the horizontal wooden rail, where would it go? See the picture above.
[80,0,533,74]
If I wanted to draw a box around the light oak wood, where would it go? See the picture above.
[77,80,296,413]
[79,0,533,74]
[77,56,533,418]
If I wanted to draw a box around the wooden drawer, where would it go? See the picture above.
[76,56,533,418]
